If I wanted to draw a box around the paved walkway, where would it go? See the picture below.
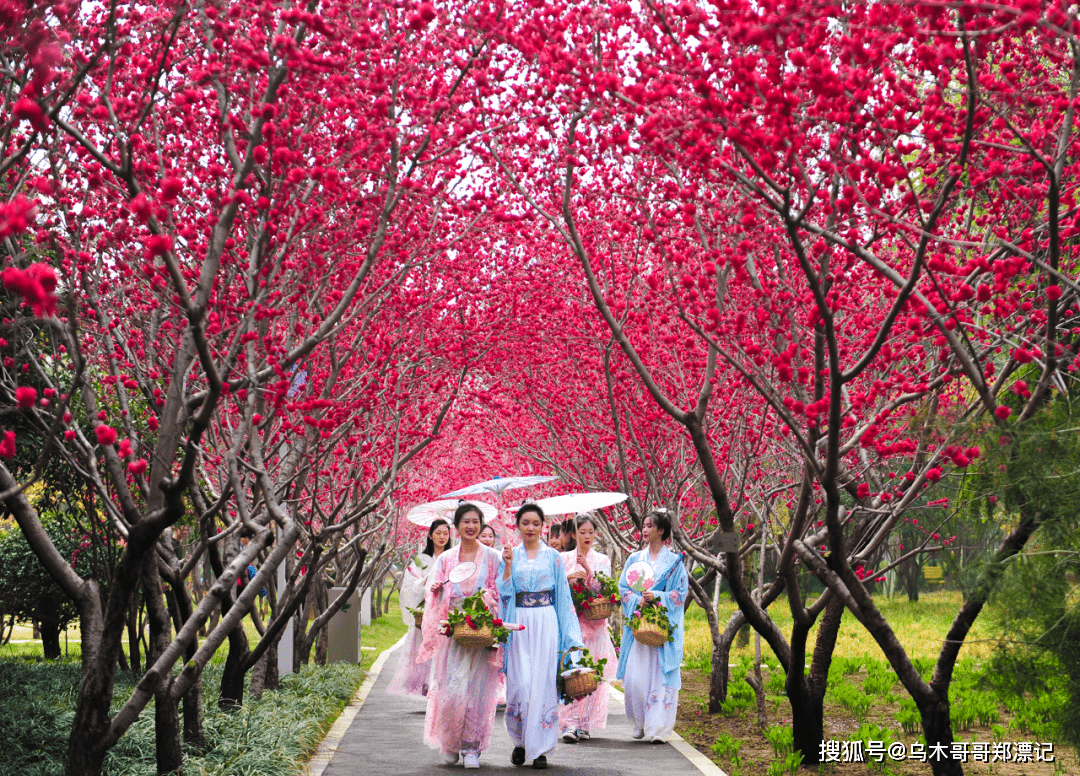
[311,639,722,775]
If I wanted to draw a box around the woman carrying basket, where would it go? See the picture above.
[559,514,616,743]
[616,510,688,743]
[386,519,451,697]
[498,503,584,770]
[418,503,503,769]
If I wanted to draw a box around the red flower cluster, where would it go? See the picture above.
[2,262,58,316]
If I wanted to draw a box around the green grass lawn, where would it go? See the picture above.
[3,591,407,669]
[676,591,1077,775]
[683,589,999,667]
[361,594,408,672]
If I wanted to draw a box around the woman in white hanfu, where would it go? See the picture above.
[498,503,584,770]
[386,518,451,697]
[558,513,616,743]
[418,503,503,769]
[616,510,688,743]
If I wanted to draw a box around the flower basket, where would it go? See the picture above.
[582,597,616,621]
[631,618,668,647]
[631,602,673,647]
[558,648,607,704]
[564,670,599,699]
[453,622,494,649]
[406,604,425,629]
[442,591,507,649]
[572,571,620,620]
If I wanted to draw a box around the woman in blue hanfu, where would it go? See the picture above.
[498,503,584,770]
[617,509,688,743]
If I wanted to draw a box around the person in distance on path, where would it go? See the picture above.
[387,518,451,698]
[548,523,562,550]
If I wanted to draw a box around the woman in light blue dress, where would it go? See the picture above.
[498,503,584,769]
[617,510,688,742]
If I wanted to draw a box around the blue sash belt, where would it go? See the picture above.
[516,590,554,608]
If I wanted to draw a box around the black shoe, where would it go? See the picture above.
[532,756,548,769]
[511,747,526,766]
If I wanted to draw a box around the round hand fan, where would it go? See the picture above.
[625,560,654,593]
[448,562,477,584]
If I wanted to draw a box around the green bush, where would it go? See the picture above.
[0,660,364,776]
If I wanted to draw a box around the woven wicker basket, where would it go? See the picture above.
[582,598,616,621]
[631,619,668,647]
[413,611,424,629]
[453,622,495,649]
[564,670,599,700]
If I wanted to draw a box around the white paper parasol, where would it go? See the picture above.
[405,499,498,527]
[440,475,558,498]
[532,491,628,516]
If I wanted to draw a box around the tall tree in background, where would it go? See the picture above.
[482,1,1080,770]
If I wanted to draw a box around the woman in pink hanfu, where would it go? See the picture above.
[558,513,616,743]
[418,503,503,770]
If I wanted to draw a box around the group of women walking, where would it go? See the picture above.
[388,502,688,770]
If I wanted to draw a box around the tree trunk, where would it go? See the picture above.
[922,699,962,776]
[315,618,329,665]
[709,613,745,712]
[790,596,845,764]
[65,722,110,776]
[903,558,920,602]
[744,663,768,731]
[144,565,183,776]
[789,674,826,764]
[218,620,251,709]
[735,558,754,647]
[40,619,62,660]
[154,684,184,776]
[64,613,116,776]
[248,650,269,700]
[263,639,280,691]
[183,679,205,752]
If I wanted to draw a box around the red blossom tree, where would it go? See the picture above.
[479,1,1080,770]
[1,1,509,773]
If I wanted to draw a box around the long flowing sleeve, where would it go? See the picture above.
[418,549,454,663]
[482,546,504,669]
[656,551,688,682]
[586,550,611,593]
[553,550,585,654]
[618,551,644,618]
[615,551,642,680]
[496,549,518,655]
[399,553,432,626]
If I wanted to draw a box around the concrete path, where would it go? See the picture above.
[312,641,723,776]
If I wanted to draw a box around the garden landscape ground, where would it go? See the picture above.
[4,1,1080,775]
[676,593,1077,776]
[0,597,408,776]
